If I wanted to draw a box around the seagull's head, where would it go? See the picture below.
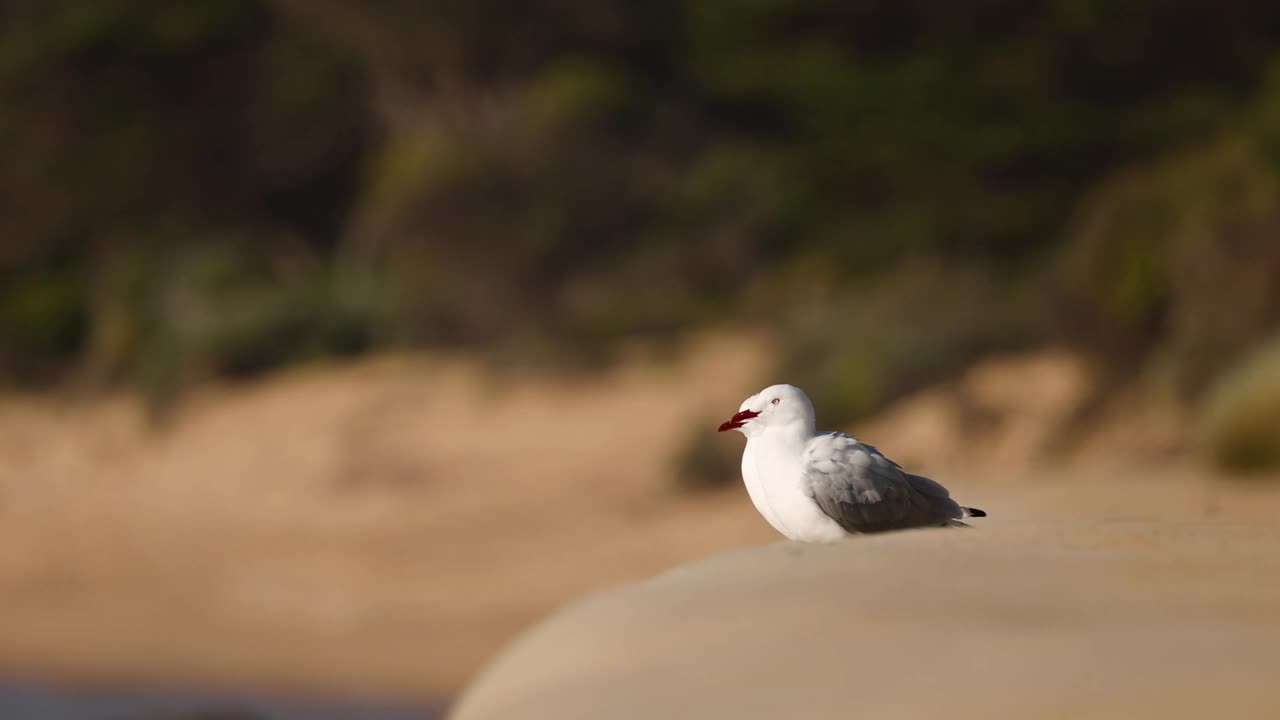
[718,384,814,436]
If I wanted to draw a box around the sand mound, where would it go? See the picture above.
[451,521,1280,720]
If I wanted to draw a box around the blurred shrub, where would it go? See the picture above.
[774,261,1038,427]
[0,248,88,383]
[672,418,743,492]
[74,234,381,417]
[1201,336,1280,474]
[1056,66,1280,399]
[345,55,764,372]
[0,0,372,394]
[4,0,1280,417]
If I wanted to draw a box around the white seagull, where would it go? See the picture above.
[718,384,986,542]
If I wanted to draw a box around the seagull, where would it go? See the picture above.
[718,384,986,542]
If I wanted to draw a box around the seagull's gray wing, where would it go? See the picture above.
[802,433,965,534]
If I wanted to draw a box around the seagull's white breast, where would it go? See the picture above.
[741,435,848,543]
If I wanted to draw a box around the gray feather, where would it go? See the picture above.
[803,433,964,534]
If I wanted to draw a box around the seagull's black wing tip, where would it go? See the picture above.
[965,507,987,518]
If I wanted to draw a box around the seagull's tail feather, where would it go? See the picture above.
[946,507,985,528]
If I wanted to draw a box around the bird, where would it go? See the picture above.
[718,383,986,542]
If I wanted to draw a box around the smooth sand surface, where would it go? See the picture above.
[451,521,1280,720]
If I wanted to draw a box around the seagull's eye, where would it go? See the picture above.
[771,398,780,405]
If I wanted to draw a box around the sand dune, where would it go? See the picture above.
[0,332,774,698]
[1,330,1277,710]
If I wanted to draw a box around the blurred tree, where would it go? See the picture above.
[0,0,373,394]
[2,0,1279,420]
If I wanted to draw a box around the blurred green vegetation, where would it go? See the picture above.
[1202,335,1280,476]
[3,0,1280,434]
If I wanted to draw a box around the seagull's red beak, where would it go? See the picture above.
[718,409,760,432]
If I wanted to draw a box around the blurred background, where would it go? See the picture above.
[3,1,1280,718]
